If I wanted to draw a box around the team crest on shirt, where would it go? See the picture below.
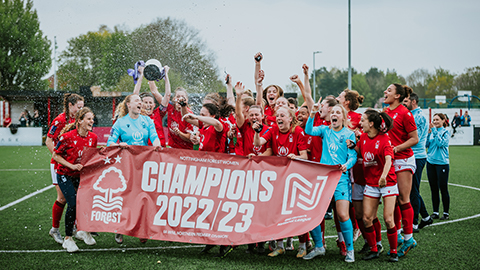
[132,131,143,142]
[289,134,293,142]
[171,121,179,129]
[307,136,313,145]
[393,113,398,119]
[278,146,289,156]
[363,152,377,167]
[375,140,380,149]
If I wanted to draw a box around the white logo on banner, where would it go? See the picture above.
[281,173,328,215]
[92,167,127,211]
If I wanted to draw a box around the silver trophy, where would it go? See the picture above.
[143,59,165,81]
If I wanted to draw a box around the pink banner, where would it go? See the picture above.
[77,146,342,245]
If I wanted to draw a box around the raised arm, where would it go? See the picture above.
[183,114,223,132]
[133,66,144,95]
[225,74,235,107]
[235,82,246,128]
[301,64,315,112]
[161,67,171,108]
[255,69,265,107]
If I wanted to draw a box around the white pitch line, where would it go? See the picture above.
[0,169,49,171]
[0,185,54,211]
[1,181,479,253]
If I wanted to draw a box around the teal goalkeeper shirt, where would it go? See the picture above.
[107,114,159,146]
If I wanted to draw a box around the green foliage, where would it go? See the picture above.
[406,68,431,98]
[58,25,134,92]
[0,0,52,91]
[455,66,480,97]
[425,67,456,98]
[351,73,373,107]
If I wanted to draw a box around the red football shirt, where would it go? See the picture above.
[55,129,97,177]
[48,112,75,165]
[347,111,362,131]
[358,132,396,187]
[261,125,307,156]
[238,121,270,156]
[150,107,166,147]
[198,121,224,152]
[385,105,417,159]
[160,102,194,149]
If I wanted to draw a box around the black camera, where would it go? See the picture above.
[254,54,262,62]
[253,122,263,133]
[178,100,187,107]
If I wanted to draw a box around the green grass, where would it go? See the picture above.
[1,146,480,269]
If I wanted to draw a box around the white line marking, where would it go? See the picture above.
[0,244,205,253]
[0,169,49,171]
[0,185,54,211]
[1,181,479,253]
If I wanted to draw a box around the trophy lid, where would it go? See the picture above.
[144,59,165,81]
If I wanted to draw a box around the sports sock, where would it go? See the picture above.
[394,203,402,231]
[298,232,309,243]
[277,240,284,249]
[373,217,382,242]
[52,200,65,228]
[356,218,367,239]
[387,227,398,254]
[299,242,306,249]
[310,224,324,248]
[349,205,358,229]
[400,203,414,235]
[364,225,378,252]
[339,220,354,251]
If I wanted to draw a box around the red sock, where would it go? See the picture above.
[400,203,414,234]
[356,218,367,238]
[364,225,378,252]
[52,200,65,228]
[394,204,402,231]
[321,219,325,245]
[350,205,358,229]
[298,232,309,243]
[387,227,398,254]
[373,218,382,242]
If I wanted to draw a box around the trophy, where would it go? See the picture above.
[143,59,166,81]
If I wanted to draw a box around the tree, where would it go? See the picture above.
[406,68,431,98]
[58,25,133,91]
[425,67,456,98]
[130,18,223,93]
[455,66,480,97]
[351,73,374,107]
[0,0,52,90]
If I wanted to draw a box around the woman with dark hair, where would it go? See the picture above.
[133,65,169,147]
[355,109,399,262]
[159,85,194,149]
[53,107,97,252]
[46,93,84,244]
[183,103,226,152]
[383,83,419,257]
[426,113,451,220]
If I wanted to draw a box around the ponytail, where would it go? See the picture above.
[60,107,94,135]
[392,84,413,102]
[115,94,136,119]
[364,109,393,133]
[343,89,364,111]
[63,93,84,122]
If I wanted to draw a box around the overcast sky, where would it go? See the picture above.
[33,0,480,92]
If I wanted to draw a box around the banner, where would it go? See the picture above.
[77,146,342,245]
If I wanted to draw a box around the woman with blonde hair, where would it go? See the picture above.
[304,104,357,263]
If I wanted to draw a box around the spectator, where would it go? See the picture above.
[403,92,432,232]
[460,111,471,126]
[3,113,12,128]
[19,110,30,127]
[451,112,461,137]
[33,110,42,127]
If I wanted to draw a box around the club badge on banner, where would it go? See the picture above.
[77,146,342,245]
